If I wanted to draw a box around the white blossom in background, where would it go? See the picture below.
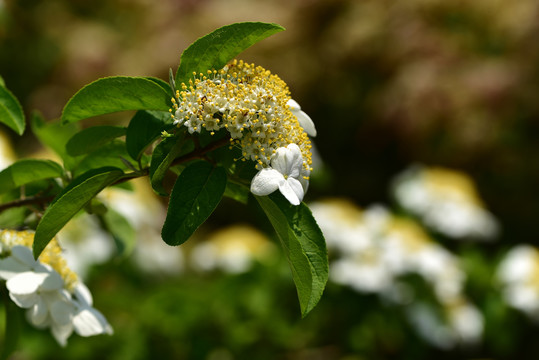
[191,225,276,274]
[496,245,539,318]
[391,165,499,240]
[0,130,15,171]
[407,302,484,349]
[310,198,483,348]
[0,230,112,346]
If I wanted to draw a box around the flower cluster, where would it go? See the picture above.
[0,230,113,346]
[392,165,499,240]
[310,198,483,348]
[170,60,316,205]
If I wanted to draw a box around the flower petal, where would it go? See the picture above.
[27,297,48,326]
[287,177,305,203]
[73,282,93,307]
[278,180,301,206]
[50,298,75,326]
[39,271,64,292]
[250,168,283,196]
[271,147,289,174]
[6,272,47,295]
[0,257,30,280]
[9,292,39,308]
[284,144,303,178]
[288,99,317,137]
[10,245,37,267]
[73,307,113,336]
[51,322,74,347]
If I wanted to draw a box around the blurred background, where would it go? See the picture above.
[2,0,539,358]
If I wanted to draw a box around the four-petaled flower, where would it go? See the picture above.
[250,143,309,205]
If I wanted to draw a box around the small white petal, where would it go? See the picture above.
[51,322,74,347]
[10,245,37,267]
[287,177,305,203]
[73,282,93,307]
[271,147,289,174]
[50,299,75,326]
[27,297,48,326]
[250,168,283,196]
[6,272,47,295]
[284,144,303,178]
[9,292,39,308]
[39,271,64,292]
[0,257,31,280]
[287,99,301,111]
[295,110,317,137]
[278,181,301,206]
[73,307,113,336]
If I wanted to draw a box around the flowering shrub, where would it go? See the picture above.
[0,22,328,353]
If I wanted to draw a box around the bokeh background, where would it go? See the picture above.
[2,0,539,359]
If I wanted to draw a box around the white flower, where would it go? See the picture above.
[250,143,307,205]
[287,99,317,137]
[0,244,112,346]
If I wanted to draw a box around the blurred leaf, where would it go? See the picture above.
[66,125,126,156]
[1,291,21,360]
[224,179,250,204]
[30,112,81,170]
[74,140,134,177]
[149,137,186,196]
[0,159,63,194]
[61,77,171,124]
[34,167,124,258]
[161,161,227,246]
[102,208,136,257]
[126,110,173,161]
[175,22,285,85]
[255,194,328,317]
[0,83,25,135]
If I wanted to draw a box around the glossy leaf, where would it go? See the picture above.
[33,167,124,258]
[73,140,134,177]
[161,161,227,246]
[61,76,171,124]
[149,137,188,196]
[126,110,173,161]
[0,83,25,135]
[66,125,126,156]
[0,159,64,194]
[175,22,285,85]
[255,194,328,317]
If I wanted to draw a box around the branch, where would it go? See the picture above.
[0,195,55,213]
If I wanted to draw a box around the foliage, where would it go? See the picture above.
[0,22,327,356]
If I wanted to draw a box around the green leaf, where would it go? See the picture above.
[66,125,126,156]
[161,161,227,246]
[126,110,173,161]
[73,140,134,176]
[61,76,172,124]
[145,76,174,98]
[223,179,249,204]
[0,83,25,135]
[31,112,81,170]
[149,137,188,196]
[1,290,21,360]
[255,194,328,317]
[102,208,136,257]
[0,159,64,194]
[33,167,124,258]
[175,22,285,85]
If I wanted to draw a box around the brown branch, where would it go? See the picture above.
[0,136,231,214]
[0,195,55,213]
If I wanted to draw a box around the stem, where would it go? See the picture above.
[0,136,231,214]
